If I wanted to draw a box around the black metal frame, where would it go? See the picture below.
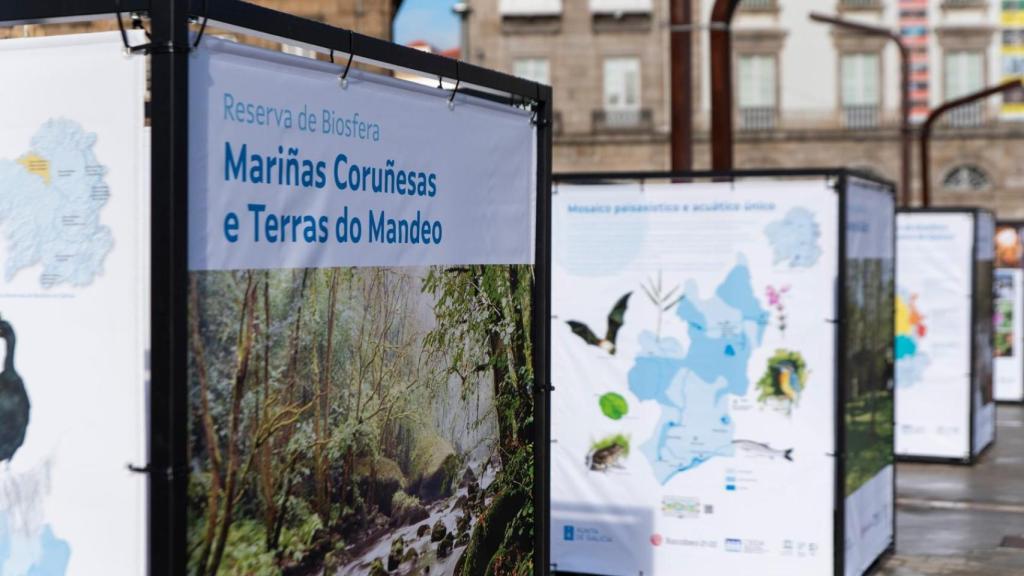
[550,168,897,576]
[994,220,1024,405]
[0,2,553,575]
[895,207,997,466]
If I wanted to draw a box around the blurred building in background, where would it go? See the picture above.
[0,0,400,50]
[467,0,1024,215]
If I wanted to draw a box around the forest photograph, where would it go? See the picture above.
[844,258,896,496]
[186,265,535,576]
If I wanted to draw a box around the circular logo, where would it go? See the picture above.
[650,533,663,547]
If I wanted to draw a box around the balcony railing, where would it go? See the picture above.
[739,107,777,131]
[840,0,882,8]
[739,0,776,10]
[592,108,653,133]
[844,105,880,129]
[946,102,984,128]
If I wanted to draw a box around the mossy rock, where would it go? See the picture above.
[430,519,448,543]
[391,491,429,528]
[438,533,455,558]
[416,523,431,538]
[388,536,406,571]
[417,453,463,503]
[403,547,419,564]
[368,558,387,576]
[454,489,527,576]
[354,456,407,516]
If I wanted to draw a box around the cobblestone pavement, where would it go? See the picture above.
[877,405,1024,575]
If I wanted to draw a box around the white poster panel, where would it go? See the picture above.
[189,37,535,270]
[895,212,974,460]
[994,268,1024,402]
[0,33,148,574]
[187,39,538,574]
[842,179,894,576]
[972,213,996,456]
[552,180,838,575]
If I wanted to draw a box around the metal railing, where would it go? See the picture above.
[592,108,653,132]
[946,101,984,127]
[739,106,777,131]
[840,0,882,8]
[843,105,880,129]
[740,0,776,9]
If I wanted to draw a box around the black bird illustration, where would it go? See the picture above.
[567,292,632,355]
[0,317,29,464]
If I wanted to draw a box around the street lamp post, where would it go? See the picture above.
[710,0,742,173]
[670,0,693,171]
[920,79,1023,208]
[809,12,911,207]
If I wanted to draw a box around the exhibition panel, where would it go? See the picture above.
[0,2,554,574]
[0,32,149,574]
[994,222,1024,403]
[896,209,996,463]
[550,171,895,576]
[187,36,543,576]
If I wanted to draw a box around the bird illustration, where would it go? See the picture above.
[777,362,800,401]
[0,317,30,464]
[567,292,632,355]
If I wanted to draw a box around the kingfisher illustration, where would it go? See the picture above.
[776,361,801,401]
[567,292,632,355]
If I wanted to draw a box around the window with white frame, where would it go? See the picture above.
[499,0,562,16]
[841,53,881,127]
[603,57,641,111]
[589,0,652,15]
[513,58,551,85]
[945,50,985,126]
[946,50,985,98]
[738,54,777,129]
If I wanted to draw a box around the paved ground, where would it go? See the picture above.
[877,405,1024,575]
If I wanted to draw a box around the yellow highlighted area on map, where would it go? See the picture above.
[16,152,51,185]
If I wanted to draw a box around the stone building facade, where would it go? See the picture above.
[0,1,399,47]
[467,0,1024,216]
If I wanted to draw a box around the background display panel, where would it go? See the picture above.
[895,212,974,460]
[551,180,839,575]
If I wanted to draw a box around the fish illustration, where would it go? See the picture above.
[731,440,793,461]
[567,292,632,355]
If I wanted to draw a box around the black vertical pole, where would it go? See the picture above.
[149,0,190,574]
[534,84,553,575]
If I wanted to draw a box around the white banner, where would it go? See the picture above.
[0,32,148,575]
[552,180,838,575]
[994,268,1024,402]
[189,38,536,271]
[896,212,974,460]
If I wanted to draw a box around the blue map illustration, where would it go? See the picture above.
[0,513,70,576]
[628,257,769,484]
[764,207,822,268]
[0,119,113,288]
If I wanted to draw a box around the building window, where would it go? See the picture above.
[589,0,652,15]
[738,53,777,130]
[594,57,649,131]
[945,50,985,126]
[499,0,562,17]
[942,164,990,192]
[841,53,881,128]
[513,58,550,85]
